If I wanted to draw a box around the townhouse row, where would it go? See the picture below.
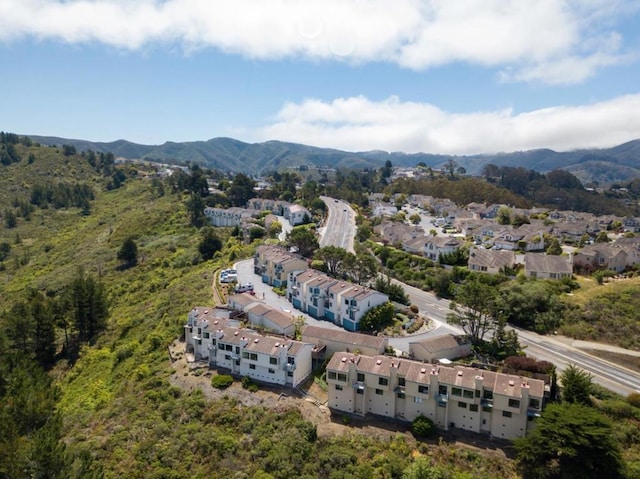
[184,306,312,387]
[326,352,547,440]
[286,269,389,331]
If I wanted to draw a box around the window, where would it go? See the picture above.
[218,343,225,350]
[328,371,336,380]
[398,377,406,387]
[397,392,405,399]
[508,399,520,409]
[224,354,231,360]
[482,406,492,413]
[242,352,249,359]
[345,299,349,305]
[418,385,429,394]
[225,344,233,352]
[287,356,295,365]
[463,390,474,399]
[269,357,278,365]
[502,411,512,418]
[337,373,347,382]
[356,389,364,395]
[475,389,480,398]
[529,398,541,409]
[357,373,365,382]
[414,397,423,404]
[268,368,275,374]
[249,364,256,370]
[235,346,240,354]
[375,389,383,395]
[378,377,388,386]
[438,385,447,395]
[335,384,343,391]
[452,387,462,397]
[197,328,202,335]
[287,371,293,377]
[204,332,210,339]
[483,389,493,399]
[469,404,479,412]
[458,401,467,408]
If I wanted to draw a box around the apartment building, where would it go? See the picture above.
[287,269,389,331]
[254,244,308,287]
[326,352,545,440]
[184,307,313,387]
[301,325,388,359]
[184,306,240,361]
[204,207,258,227]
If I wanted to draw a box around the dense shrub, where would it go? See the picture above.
[412,415,435,438]
[211,374,234,389]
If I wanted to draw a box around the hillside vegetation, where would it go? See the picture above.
[0,142,518,478]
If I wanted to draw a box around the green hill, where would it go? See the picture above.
[0,142,518,478]
[28,134,640,185]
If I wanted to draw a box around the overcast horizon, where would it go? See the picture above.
[2,1,640,156]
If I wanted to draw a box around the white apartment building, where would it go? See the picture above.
[204,207,257,227]
[184,307,313,388]
[287,269,389,331]
[254,244,308,287]
[326,352,546,440]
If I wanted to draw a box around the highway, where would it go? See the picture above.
[319,196,355,253]
[392,279,640,396]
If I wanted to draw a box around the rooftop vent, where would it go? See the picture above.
[457,371,463,376]
[234,331,239,336]
[204,310,209,314]
[376,359,382,365]
[254,338,259,343]
[341,357,347,362]
[214,321,219,325]
[508,380,515,387]
[275,342,280,347]
[420,368,427,374]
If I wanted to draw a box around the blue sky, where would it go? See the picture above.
[1,0,640,155]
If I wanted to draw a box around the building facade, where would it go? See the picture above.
[325,352,545,440]
[254,244,308,287]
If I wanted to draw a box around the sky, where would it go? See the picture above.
[1,0,640,155]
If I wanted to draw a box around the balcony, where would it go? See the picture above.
[230,353,240,360]
[436,393,449,404]
[352,381,366,390]
[527,408,541,418]
[481,399,493,408]
[283,363,296,372]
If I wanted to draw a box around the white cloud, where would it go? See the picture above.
[0,0,636,83]
[253,94,640,154]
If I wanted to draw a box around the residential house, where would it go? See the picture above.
[552,220,598,244]
[244,302,296,337]
[623,217,640,233]
[287,269,389,331]
[409,335,472,363]
[326,352,546,440]
[493,225,545,252]
[254,244,308,287]
[371,202,398,218]
[467,247,516,274]
[183,307,240,361]
[524,253,573,280]
[204,207,258,227]
[302,325,388,359]
[423,236,462,261]
[573,240,640,274]
[284,204,311,226]
[208,326,313,387]
[373,220,424,245]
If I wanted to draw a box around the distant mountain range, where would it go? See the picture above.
[28,135,640,185]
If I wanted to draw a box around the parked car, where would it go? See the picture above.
[234,283,254,293]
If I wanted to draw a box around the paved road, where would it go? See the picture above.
[319,196,355,253]
[236,259,640,396]
[391,278,640,395]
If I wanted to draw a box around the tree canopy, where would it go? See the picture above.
[447,278,498,345]
[117,236,139,268]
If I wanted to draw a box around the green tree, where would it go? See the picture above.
[4,209,17,228]
[447,278,498,345]
[345,253,378,285]
[117,236,138,268]
[561,364,593,405]
[411,415,435,438]
[186,193,206,227]
[409,213,421,225]
[360,302,395,331]
[198,227,223,260]
[314,246,349,277]
[268,220,282,239]
[496,206,511,225]
[286,227,319,258]
[66,270,109,345]
[402,457,444,479]
[546,238,562,255]
[373,275,410,305]
[595,230,610,243]
[227,173,256,207]
[515,402,625,479]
